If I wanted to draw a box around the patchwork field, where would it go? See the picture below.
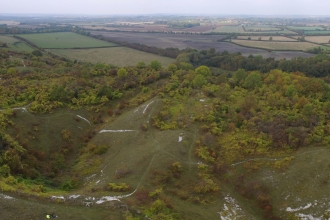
[232,39,321,51]
[207,25,295,34]
[0,35,34,52]
[244,25,282,31]
[207,25,245,33]
[18,32,116,49]
[49,47,175,67]
[237,36,297,41]
[81,24,215,33]
[90,31,314,60]
[287,26,326,31]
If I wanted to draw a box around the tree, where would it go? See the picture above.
[117,68,127,78]
[149,60,162,71]
[195,65,211,77]
[248,37,251,40]
[285,85,296,97]
[233,68,247,85]
[243,72,262,89]
[136,61,146,69]
[7,67,16,75]
[192,74,207,88]
[269,37,273,41]
[258,37,262,41]
[178,62,193,70]
[32,50,42,57]
[167,64,178,72]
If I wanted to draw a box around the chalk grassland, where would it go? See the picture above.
[49,47,175,67]
[237,36,297,41]
[18,32,116,49]
[0,192,122,220]
[231,39,321,51]
[0,35,34,52]
[292,36,330,44]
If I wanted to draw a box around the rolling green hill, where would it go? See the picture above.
[1,48,330,219]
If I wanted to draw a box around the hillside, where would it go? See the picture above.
[1,48,330,219]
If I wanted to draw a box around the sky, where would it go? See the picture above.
[1,0,330,16]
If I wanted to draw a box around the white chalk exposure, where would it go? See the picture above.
[85,174,96,180]
[218,196,243,220]
[68,195,81,199]
[96,187,138,204]
[143,101,154,114]
[51,196,65,200]
[178,136,183,142]
[0,194,14,200]
[99,130,136,133]
[296,213,321,220]
[286,203,312,212]
[76,115,91,126]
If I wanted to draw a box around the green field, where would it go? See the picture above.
[0,35,34,52]
[232,39,321,51]
[18,32,116,49]
[49,47,175,67]
[303,30,330,35]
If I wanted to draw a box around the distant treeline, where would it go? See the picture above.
[180,48,330,77]
[168,22,200,29]
[0,26,74,34]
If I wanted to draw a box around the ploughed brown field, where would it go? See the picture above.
[91,31,314,60]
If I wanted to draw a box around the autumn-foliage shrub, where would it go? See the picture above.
[107,182,130,192]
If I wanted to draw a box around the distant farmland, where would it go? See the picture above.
[49,47,175,67]
[293,36,330,44]
[90,31,314,60]
[207,25,245,33]
[206,25,295,34]
[231,39,322,51]
[244,25,282,31]
[287,26,326,31]
[18,32,116,49]
[237,36,297,41]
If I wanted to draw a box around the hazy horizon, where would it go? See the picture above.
[1,0,330,16]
